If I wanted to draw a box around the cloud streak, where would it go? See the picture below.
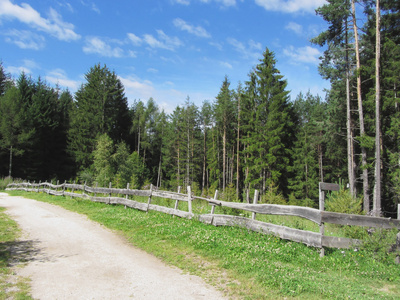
[83,37,124,57]
[255,0,326,13]
[283,45,321,64]
[173,18,211,38]
[0,0,81,41]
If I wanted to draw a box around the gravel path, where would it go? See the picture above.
[0,193,226,300]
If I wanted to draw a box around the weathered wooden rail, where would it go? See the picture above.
[6,181,400,253]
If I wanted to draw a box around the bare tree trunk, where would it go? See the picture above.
[346,63,356,196]
[236,94,241,199]
[318,141,324,182]
[345,16,357,199]
[373,0,382,216]
[186,124,190,188]
[352,0,369,209]
[177,135,180,187]
[202,122,207,193]
[137,126,141,156]
[223,122,226,191]
[9,145,12,177]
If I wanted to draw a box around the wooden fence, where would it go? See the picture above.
[6,181,400,255]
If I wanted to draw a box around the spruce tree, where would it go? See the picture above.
[242,48,295,197]
[215,76,235,191]
[68,64,130,170]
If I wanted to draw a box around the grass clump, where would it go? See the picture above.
[6,190,400,299]
[0,206,32,299]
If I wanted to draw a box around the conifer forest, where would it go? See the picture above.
[1,0,399,217]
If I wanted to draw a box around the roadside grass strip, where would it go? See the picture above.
[5,191,400,299]
[0,206,32,300]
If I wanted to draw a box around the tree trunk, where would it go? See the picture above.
[223,123,226,191]
[373,0,381,216]
[236,94,241,199]
[352,0,369,209]
[9,145,12,178]
[202,122,207,193]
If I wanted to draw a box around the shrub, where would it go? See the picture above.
[0,177,21,190]
[261,182,287,205]
[325,185,362,215]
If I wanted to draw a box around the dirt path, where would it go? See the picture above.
[0,193,226,300]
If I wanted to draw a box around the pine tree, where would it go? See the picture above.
[312,0,361,201]
[290,92,326,205]
[0,86,33,177]
[200,100,213,193]
[242,48,295,197]
[68,64,130,170]
[215,76,235,191]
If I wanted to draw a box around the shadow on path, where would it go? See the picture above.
[1,239,44,267]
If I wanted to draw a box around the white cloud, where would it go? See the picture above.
[173,18,211,38]
[57,2,74,13]
[4,29,45,50]
[119,75,156,103]
[0,0,81,41]
[209,41,223,51]
[90,3,100,14]
[220,61,233,69]
[5,59,39,76]
[285,21,303,35]
[83,37,124,57]
[80,1,100,14]
[255,0,326,13]
[45,68,79,91]
[143,30,183,51]
[283,45,321,64]
[127,33,142,46]
[227,38,262,60]
[172,0,236,7]
[172,0,190,4]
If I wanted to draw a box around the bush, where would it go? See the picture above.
[361,228,400,263]
[325,186,362,215]
[261,182,287,205]
[0,177,20,190]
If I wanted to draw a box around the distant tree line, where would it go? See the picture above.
[0,0,399,216]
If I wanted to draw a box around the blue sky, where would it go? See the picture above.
[0,0,329,113]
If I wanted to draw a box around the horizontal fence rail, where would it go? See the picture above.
[6,181,400,252]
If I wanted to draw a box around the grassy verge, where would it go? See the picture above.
[0,206,32,299]
[5,190,400,299]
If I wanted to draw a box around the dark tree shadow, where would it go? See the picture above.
[0,239,44,267]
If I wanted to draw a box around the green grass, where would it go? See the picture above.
[4,190,400,299]
[0,206,32,300]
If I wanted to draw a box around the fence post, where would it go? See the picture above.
[63,180,66,196]
[147,184,153,212]
[83,181,86,195]
[94,182,98,197]
[211,190,218,214]
[319,183,326,257]
[174,186,181,210]
[108,182,112,204]
[47,180,51,195]
[71,180,75,194]
[252,190,259,220]
[126,183,130,200]
[38,180,41,193]
[398,204,400,220]
[125,182,129,209]
[187,185,192,214]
